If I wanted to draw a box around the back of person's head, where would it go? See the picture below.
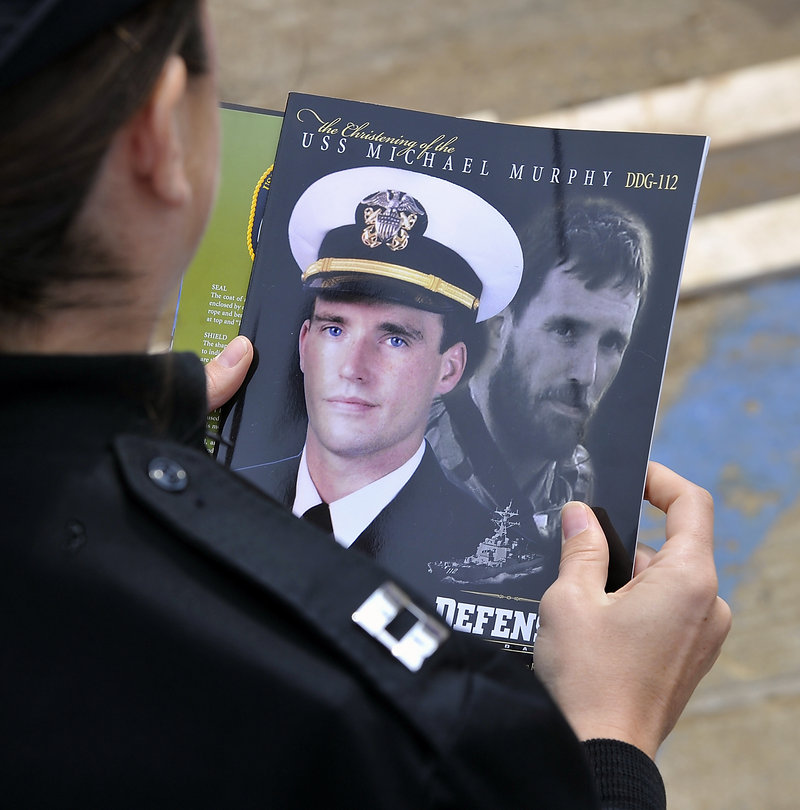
[0,0,207,327]
[510,196,652,320]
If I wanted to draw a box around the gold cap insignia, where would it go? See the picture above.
[360,190,426,251]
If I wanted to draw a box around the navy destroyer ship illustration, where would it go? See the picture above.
[427,502,545,585]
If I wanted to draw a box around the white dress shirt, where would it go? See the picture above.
[292,441,426,548]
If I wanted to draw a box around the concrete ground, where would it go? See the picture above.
[650,276,800,809]
[207,2,800,806]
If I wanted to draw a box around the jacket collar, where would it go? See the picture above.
[2,351,209,450]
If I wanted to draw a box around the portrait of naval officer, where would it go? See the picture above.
[237,166,545,599]
[427,196,653,548]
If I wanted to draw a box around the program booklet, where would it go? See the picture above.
[171,102,282,444]
[217,92,708,655]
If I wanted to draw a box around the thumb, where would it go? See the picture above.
[204,336,253,412]
[557,502,610,592]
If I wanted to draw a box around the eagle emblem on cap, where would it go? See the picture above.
[361,190,426,252]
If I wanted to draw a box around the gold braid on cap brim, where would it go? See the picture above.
[302,257,480,311]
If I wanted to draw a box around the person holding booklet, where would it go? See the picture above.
[0,1,731,808]
[236,166,547,597]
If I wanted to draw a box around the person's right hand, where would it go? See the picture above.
[204,335,253,412]
[534,461,732,760]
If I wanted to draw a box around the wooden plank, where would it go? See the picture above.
[683,195,800,295]
[513,56,800,149]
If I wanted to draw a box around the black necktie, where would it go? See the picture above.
[302,502,333,534]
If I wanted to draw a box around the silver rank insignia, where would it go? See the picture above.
[352,581,450,672]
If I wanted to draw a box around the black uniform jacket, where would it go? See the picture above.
[239,442,494,605]
[0,352,662,809]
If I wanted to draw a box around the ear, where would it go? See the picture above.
[128,55,190,205]
[298,319,311,373]
[485,309,513,354]
[436,341,467,395]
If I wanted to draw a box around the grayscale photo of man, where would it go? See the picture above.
[427,196,652,548]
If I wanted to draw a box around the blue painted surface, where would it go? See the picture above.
[641,273,800,604]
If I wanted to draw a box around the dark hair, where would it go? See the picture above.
[510,196,652,319]
[0,0,207,324]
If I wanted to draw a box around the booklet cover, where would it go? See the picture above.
[218,92,708,654]
[171,103,282,444]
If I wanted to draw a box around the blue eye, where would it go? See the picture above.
[388,336,408,348]
[324,325,342,337]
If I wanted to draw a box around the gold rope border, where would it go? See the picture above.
[303,257,479,311]
[246,165,274,262]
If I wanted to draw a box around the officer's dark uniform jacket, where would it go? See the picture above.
[239,442,495,602]
[0,352,665,809]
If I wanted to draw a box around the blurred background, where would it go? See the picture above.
[207,1,800,806]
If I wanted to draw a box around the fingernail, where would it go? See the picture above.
[561,502,589,542]
[216,336,247,368]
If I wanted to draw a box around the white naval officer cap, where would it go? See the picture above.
[288,166,523,323]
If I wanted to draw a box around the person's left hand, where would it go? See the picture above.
[534,462,731,760]
[204,336,253,412]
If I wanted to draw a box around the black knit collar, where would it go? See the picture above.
[1,351,209,450]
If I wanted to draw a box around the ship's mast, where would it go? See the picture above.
[490,502,521,541]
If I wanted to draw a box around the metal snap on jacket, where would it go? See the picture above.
[147,457,188,492]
